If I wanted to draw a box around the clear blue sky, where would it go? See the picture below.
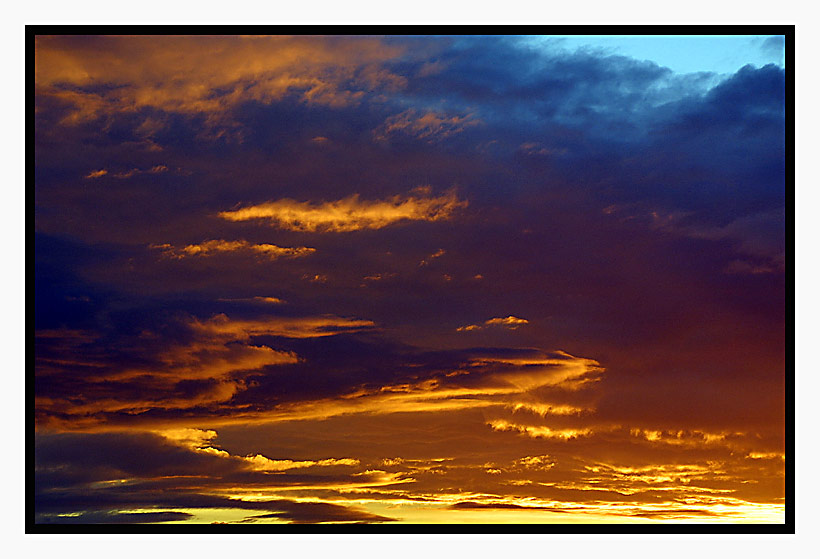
[527,35,786,75]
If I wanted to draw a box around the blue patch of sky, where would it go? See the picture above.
[524,35,786,76]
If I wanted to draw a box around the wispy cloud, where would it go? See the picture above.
[217,296,286,305]
[457,316,529,331]
[151,239,316,261]
[218,189,467,232]
[159,428,360,472]
[419,248,446,267]
[374,108,480,142]
[84,165,168,179]
[188,313,376,340]
[34,313,376,425]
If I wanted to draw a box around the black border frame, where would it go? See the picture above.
[27,24,795,535]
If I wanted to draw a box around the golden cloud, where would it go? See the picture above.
[35,314,382,421]
[189,313,376,340]
[488,419,593,440]
[374,108,480,142]
[35,35,408,127]
[218,189,467,232]
[152,239,316,261]
[419,248,446,267]
[157,428,360,472]
[84,169,108,179]
[206,349,603,425]
[457,315,529,332]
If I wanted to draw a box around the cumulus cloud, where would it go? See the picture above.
[151,239,316,261]
[218,189,467,232]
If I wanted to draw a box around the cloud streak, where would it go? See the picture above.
[457,316,529,331]
[374,108,480,142]
[218,189,467,232]
[152,239,316,261]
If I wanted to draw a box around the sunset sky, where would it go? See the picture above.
[33,33,787,526]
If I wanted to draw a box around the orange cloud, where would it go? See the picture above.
[488,419,593,440]
[217,296,286,305]
[188,313,376,340]
[374,108,480,142]
[35,35,408,128]
[84,169,108,179]
[209,349,603,425]
[152,239,316,261]
[218,189,467,232]
[419,248,446,266]
[158,428,360,472]
[457,315,529,331]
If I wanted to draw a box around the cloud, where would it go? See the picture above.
[34,35,408,130]
[362,272,397,282]
[243,455,360,472]
[85,165,169,180]
[218,189,467,232]
[221,347,603,425]
[418,248,446,267]
[374,108,480,142]
[189,313,376,340]
[151,239,316,261]
[34,430,399,524]
[36,511,194,524]
[33,36,786,524]
[486,316,529,328]
[488,419,593,440]
[217,296,286,305]
[35,314,385,423]
[760,36,785,57]
[243,502,395,524]
[646,207,786,272]
[158,428,360,472]
[457,316,529,332]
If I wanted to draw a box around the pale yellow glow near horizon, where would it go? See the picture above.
[134,498,786,525]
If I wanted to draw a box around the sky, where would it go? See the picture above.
[33,33,787,526]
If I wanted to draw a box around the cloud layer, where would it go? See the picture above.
[33,34,786,525]
[218,189,467,232]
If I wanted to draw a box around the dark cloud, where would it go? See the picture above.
[34,431,396,523]
[246,502,394,524]
[36,511,194,524]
